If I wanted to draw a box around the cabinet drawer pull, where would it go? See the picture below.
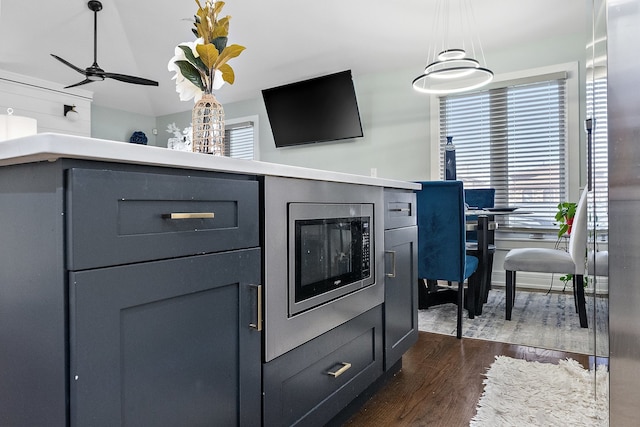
[385,250,396,278]
[162,212,215,220]
[249,284,263,331]
[327,362,352,378]
[389,207,411,212]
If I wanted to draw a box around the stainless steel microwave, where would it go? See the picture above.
[288,203,374,316]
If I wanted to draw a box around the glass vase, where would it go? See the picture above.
[192,92,225,155]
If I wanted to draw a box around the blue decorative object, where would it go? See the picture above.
[129,131,148,145]
[444,136,456,180]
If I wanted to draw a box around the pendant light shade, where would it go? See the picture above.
[413,0,493,95]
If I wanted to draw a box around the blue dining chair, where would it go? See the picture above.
[415,181,480,339]
[464,188,496,241]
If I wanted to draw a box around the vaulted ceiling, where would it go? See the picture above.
[0,0,585,117]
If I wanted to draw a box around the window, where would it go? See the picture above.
[224,118,257,160]
[439,74,568,229]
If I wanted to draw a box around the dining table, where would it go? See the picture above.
[465,208,532,315]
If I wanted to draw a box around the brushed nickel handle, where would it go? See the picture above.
[249,284,263,331]
[162,212,215,220]
[385,250,396,278]
[327,362,352,378]
[389,207,411,212]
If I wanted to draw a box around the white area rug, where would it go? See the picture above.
[470,356,609,426]
[419,288,609,356]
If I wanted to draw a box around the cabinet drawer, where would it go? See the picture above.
[384,189,416,229]
[66,168,259,270]
[263,306,383,427]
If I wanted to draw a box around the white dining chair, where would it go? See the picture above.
[503,187,589,328]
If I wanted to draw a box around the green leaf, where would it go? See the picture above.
[557,223,569,237]
[196,44,219,70]
[178,45,207,73]
[212,36,228,54]
[174,60,205,91]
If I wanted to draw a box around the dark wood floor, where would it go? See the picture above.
[341,331,593,427]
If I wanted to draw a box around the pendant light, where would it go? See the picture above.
[412,0,493,95]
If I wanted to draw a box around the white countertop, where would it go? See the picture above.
[0,133,419,190]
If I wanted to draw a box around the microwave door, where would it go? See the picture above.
[299,224,329,289]
[329,223,353,277]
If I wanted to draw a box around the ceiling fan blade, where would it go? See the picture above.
[103,72,159,86]
[51,54,86,75]
[52,2,158,89]
[65,79,94,89]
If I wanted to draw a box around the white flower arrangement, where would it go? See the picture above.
[166,123,193,151]
[167,1,245,103]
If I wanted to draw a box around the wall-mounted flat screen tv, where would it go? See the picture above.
[262,70,364,148]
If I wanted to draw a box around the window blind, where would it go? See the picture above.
[586,77,608,231]
[224,121,255,160]
[439,78,568,229]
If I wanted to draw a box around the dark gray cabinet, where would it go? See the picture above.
[263,306,383,427]
[66,168,262,427]
[0,158,417,426]
[0,162,261,426]
[383,190,418,369]
[70,249,261,427]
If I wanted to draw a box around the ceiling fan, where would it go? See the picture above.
[51,0,158,89]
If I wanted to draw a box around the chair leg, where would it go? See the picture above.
[467,275,478,320]
[456,281,463,339]
[574,275,588,328]
[505,270,515,321]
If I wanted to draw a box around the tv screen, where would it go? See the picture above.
[262,70,364,148]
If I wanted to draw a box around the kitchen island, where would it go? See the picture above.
[0,134,419,426]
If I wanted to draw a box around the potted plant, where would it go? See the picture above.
[555,201,576,238]
[555,200,588,289]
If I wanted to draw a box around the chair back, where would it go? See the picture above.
[569,187,589,275]
[464,188,495,241]
[415,181,467,283]
[464,188,495,210]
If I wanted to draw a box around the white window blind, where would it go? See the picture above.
[224,121,255,160]
[586,77,608,231]
[439,77,568,229]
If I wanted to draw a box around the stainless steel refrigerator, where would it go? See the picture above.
[608,0,640,424]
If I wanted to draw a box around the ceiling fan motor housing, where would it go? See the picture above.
[88,1,103,13]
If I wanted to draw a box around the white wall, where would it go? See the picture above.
[0,70,92,137]
[150,32,587,184]
[223,32,586,183]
